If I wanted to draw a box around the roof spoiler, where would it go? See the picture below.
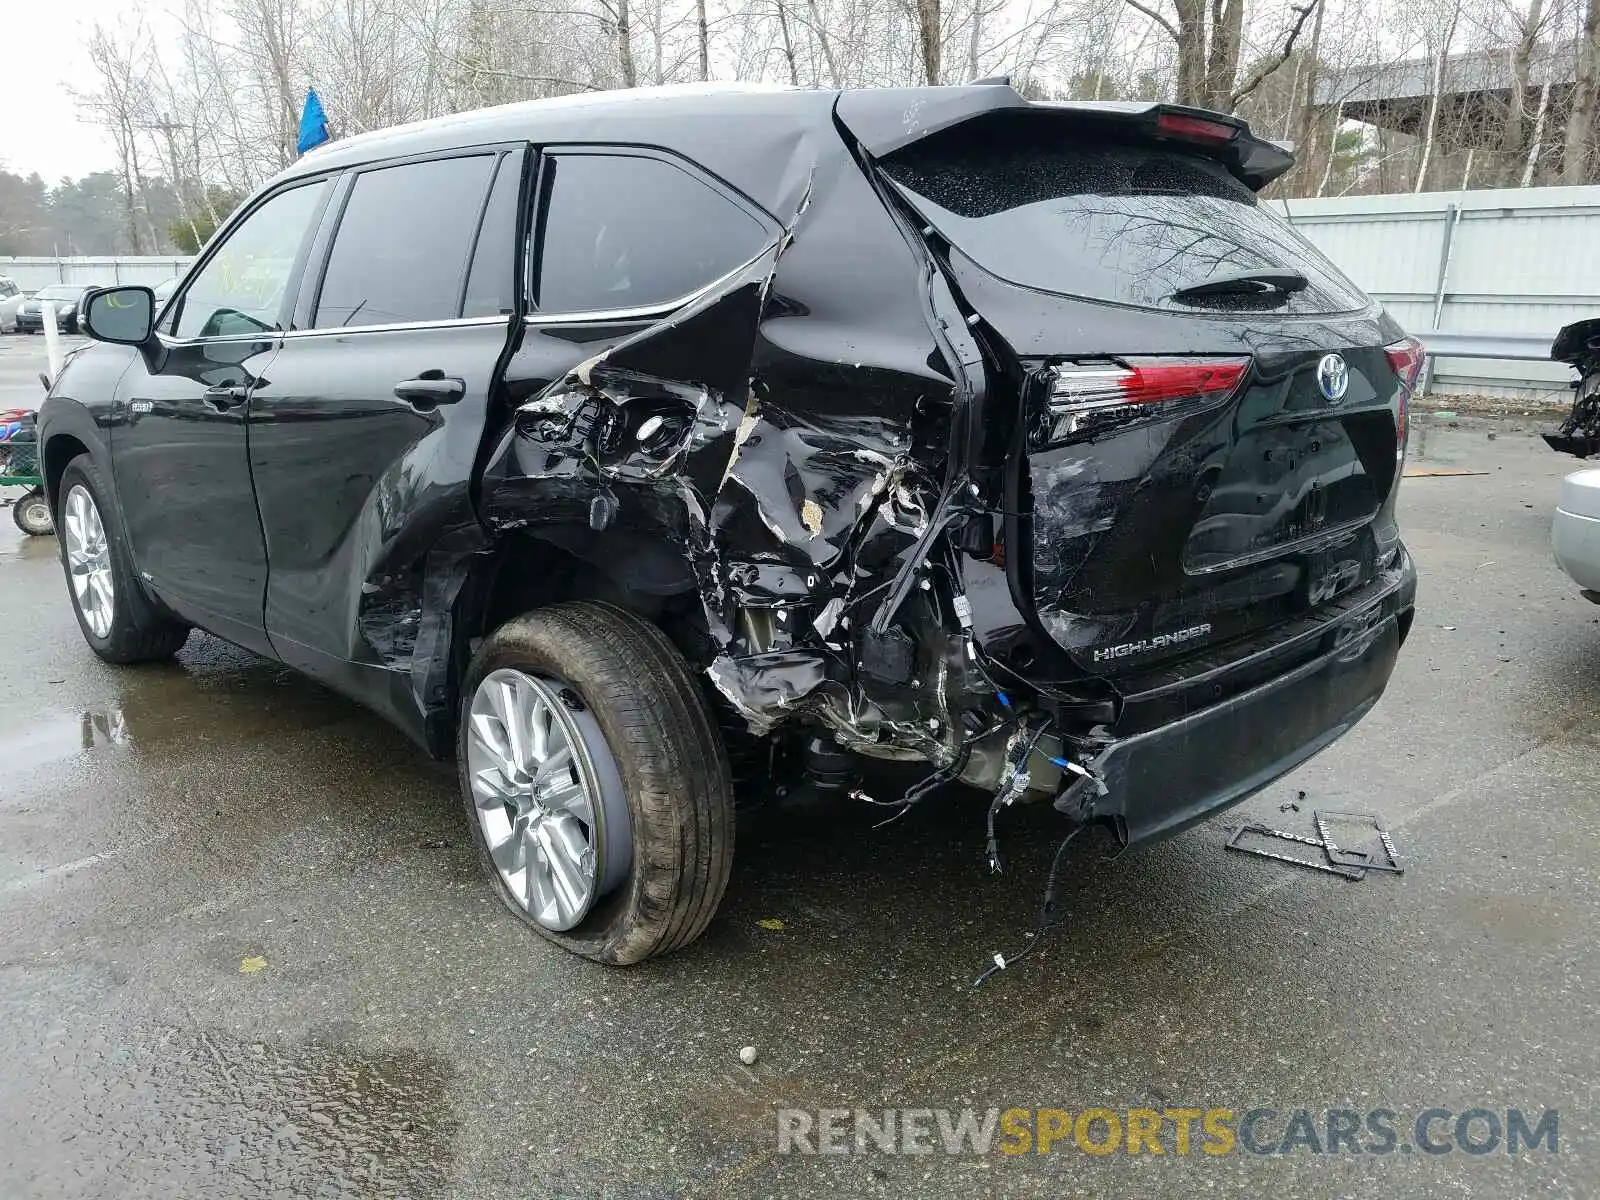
[835,86,1296,192]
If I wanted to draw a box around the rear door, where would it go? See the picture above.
[485,146,778,510]
[111,177,332,652]
[247,147,522,702]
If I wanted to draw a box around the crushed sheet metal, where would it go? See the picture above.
[480,146,1024,818]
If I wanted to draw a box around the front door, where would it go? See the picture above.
[112,178,333,652]
[247,149,522,719]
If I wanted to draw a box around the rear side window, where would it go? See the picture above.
[882,126,1366,314]
[534,153,769,314]
[314,155,495,329]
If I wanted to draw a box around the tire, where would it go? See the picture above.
[13,487,53,536]
[56,455,190,663]
[458,601,735,965]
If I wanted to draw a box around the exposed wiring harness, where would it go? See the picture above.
[972,820,1090,988]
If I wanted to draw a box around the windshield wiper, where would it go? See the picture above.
[1171,268,1309,300]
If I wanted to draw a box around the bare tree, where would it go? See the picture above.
[914,0,941,83]
[81,23,161,252]
[1116,0,1320,110]
[1565,0,1600,181]
[1414,0,1462,190]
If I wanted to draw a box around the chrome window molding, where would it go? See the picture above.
[522,244,775,327]
[154,314,510,348]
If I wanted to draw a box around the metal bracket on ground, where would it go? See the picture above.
[1225,810,1406,881]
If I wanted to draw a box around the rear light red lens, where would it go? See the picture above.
[1046,356,1249,443]
[1384,336,1425,451]
[1385,337,1425,391]
[1155,112,1239,146]
[1118,360,1248,405]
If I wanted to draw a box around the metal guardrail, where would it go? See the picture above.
[1416,330,1554,362]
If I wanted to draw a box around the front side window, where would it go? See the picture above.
[534,153,770,314]
[313,155,496,329]
[172,181,328,339]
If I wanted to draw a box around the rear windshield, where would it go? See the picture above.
[35,286,85,300]
[882,128,1366,315]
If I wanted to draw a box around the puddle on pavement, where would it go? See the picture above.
[8,1021,457,1197]
[0,707,128,773]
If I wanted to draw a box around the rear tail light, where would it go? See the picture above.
[1155,112,1239,146]
[1042,357,1249,444]
[1384,336,1425,455]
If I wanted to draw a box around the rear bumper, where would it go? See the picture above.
[1553,506,1600,592]
[1055,552,1415,844]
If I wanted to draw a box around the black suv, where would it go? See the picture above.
[39,82,1418,965]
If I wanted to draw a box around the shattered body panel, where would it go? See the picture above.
[1545,317,1600,458]
[475,114,997,776]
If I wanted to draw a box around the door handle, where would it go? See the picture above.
[203,385,247,411]
[394,373,466,409]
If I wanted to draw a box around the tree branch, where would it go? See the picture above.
[441,56,600,91]
[1120,0,1180,42]
[1229,0,1319,107]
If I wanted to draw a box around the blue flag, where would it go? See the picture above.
[297,88,330,155]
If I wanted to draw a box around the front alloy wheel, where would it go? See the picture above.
[54,454,190,663]
[62,483,115,637]
[464,668,631,931]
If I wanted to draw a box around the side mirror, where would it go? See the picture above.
[82,286,156,346]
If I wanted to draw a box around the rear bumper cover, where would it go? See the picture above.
[1056,552,1415,844]
[1553,506,1600,592]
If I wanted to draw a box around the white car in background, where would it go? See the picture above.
[0,277,24,333]
[152,276,181,313]
[1554,469,1600,603]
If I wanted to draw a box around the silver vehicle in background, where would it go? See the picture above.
[0,277,24,333]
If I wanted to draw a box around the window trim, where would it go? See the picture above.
[525,143,780,320]
[458,151,512,319]
[522,246,773,327]
[299,143,517,334]
[158,173,337,346]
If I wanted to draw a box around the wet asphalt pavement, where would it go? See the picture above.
[2,331,1599,1197]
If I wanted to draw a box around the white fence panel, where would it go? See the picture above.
[0,256,193,291]
[1274,185,1600,401]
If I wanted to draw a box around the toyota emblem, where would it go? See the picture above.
[1316,353,1350,403]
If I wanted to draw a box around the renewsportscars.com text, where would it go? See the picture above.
[776,1106,1558,1157]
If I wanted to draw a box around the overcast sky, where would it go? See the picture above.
[0,4,131,180]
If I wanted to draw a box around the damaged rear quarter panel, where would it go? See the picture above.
[473,117,981,760]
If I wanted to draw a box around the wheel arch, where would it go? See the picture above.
[413,526,711,757]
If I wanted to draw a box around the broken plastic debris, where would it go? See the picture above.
[239,956,268,974]
[757,918,785,931]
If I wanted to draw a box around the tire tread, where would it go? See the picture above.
[458,601,735,964]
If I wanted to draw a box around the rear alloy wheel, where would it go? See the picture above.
[12,487,53,536]
[56,455,190,663]
[465,667,631,931]
[458,602,735,964]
